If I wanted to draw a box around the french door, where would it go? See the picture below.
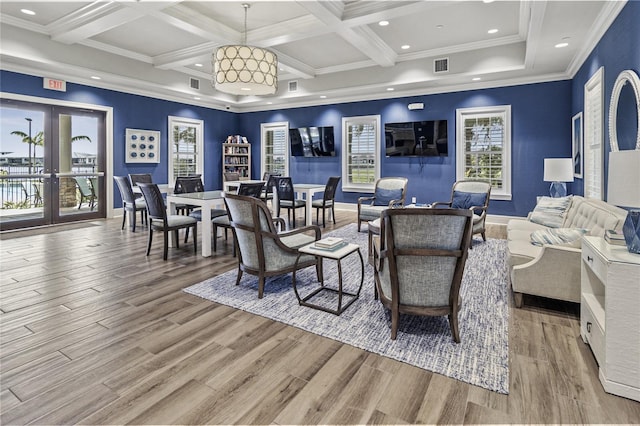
[0,99,106,230]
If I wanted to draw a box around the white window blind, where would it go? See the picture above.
[584,67,604,200]
[341,115,380,192]
[261,122,289,177]
[168,116,203,186]
[456,106,512,200]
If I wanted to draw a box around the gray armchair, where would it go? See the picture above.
[224,193,322,298]
[373,208,473,342]
[432,180,491,246]
[357,177,408,231]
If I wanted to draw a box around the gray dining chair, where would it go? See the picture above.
[114,176,147,232]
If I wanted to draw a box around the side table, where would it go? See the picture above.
[292,242,364,315]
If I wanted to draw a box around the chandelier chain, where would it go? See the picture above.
[242,3,249,46]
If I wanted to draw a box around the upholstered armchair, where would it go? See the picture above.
[373,208,473,341]
[433,180,491,246]
[224,193,322,298]
[357,177,408,231]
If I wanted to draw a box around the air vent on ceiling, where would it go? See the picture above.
[190,78,200,90]
[288,80,298,92]
[434,57,449,73]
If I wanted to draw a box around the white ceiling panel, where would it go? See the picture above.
[0,0,624,112]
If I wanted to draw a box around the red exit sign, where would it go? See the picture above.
[43,77,66,92]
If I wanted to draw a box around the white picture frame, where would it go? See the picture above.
[125,128,160,163]
[572,112,583,178]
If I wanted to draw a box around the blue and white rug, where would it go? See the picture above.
[184,223,509,394]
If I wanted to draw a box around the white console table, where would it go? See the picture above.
[580,236,640,402]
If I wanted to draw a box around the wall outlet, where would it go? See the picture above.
[411,197,417,204]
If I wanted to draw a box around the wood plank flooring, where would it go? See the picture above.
[1,211,639,424]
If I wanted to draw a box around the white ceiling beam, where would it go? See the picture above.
[523,0,547,69]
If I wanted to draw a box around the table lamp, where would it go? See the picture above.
[543,158,574,198]
[608,150,640,254]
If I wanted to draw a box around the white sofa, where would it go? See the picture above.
[507,196,627,307]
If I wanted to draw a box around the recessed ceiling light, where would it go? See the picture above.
[194,97,201,100]
[378,20,389,26]
[90,76,101,80]
[483,0,495,3]
[472,77,481,81]
[387,88,394,91]
[194,63,203,67]
[555,42,569,48]
[266,101,273,105]
[401,45,410,50]
[320,95,327,99]
[240,87,251,91]
[21,9,35,15]
[488,28,498,34]
[436,24,444,29]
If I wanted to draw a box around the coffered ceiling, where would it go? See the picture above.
[0,1,625,112]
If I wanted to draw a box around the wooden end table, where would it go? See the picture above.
[292,242,364,315]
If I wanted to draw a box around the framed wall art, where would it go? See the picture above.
[572,112,583,178]
[125,128,160,163]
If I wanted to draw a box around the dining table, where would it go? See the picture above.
[165,190,225,257]
[273,182,327,226]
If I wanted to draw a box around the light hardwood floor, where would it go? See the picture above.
[1,211,639,425]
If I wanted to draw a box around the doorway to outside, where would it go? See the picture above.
[1,98,107,231]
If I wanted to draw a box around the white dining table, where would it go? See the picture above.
[165,190,225,257]
[222,179,265,193]
[273,183,326,226]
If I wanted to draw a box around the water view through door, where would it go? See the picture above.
[0,100,106,230]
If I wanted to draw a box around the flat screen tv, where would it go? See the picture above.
[384,120,448,157]
[289,126,336,157]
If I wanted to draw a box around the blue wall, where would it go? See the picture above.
[1,1,637,216]
[571,0,640,197]
[241,81,571,217]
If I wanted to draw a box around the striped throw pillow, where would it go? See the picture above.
[529,196,572,228]
[530,227,588,248]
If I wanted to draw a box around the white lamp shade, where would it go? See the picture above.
[543,158,574,182]
[213,45,278,96]
[608,150,640,208]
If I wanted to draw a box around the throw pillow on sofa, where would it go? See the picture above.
[530,227,588,248]
[529,196,572,228]
[374,188,403,206]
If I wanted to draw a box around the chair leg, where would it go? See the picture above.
[322,207,326,228]
[331,205,336,224]
[390,306,399,340]
[146,228,153,256]
[235,268,243,286]
[192,223,197,254]
[163,231,169,260]
[184,227,189,244]
[213,224,218,252]
[481,231,487,241]
[132,209,137,232]
[174,230,180,249]
[258,275,265,299]
[448,311,461,343]
[121,208,127,230]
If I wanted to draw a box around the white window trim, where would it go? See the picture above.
[583,67,604,200]
[167,116,204,186]
[260,121,289,178]
[456,105,512,200]
[341,115,381,193]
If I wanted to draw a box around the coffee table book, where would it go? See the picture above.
[315,237,344,249]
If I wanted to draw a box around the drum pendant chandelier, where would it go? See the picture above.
[213,4,278,96]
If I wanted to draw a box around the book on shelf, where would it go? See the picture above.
[313,240,348,252]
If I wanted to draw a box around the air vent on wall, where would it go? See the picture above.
[190,78,200,90]
[288,80,298,92]
[434,58,449,73]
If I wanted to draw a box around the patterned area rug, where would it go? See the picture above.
[184,223,509,394]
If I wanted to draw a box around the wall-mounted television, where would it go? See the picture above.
[384,120,448,157]
[289,126,336,157]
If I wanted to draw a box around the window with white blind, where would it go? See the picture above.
[341,115,380,192]
[260,121,289,178]
[168,116,203,186]
[583,67,604,200]
[456,106,512,200]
